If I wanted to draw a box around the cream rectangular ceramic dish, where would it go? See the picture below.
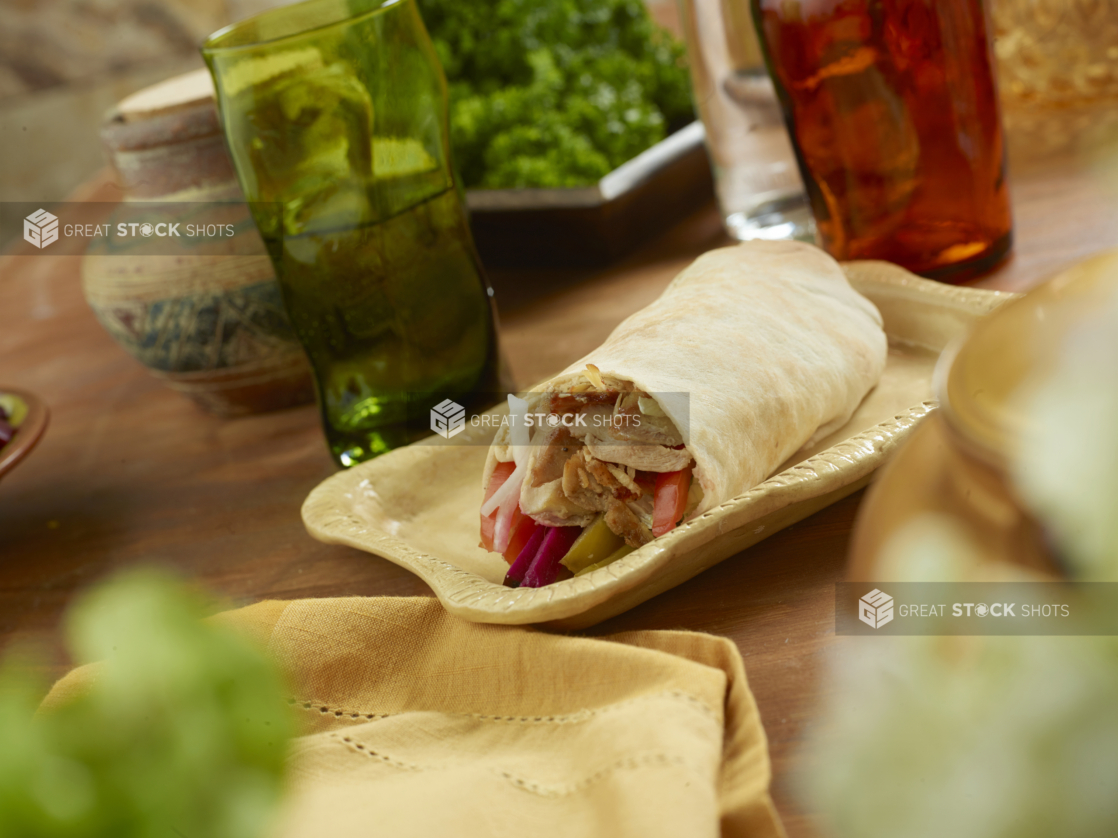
[302,262,1014,629]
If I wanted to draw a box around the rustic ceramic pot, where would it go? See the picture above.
[82,69,314,416]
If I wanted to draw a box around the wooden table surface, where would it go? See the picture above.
[2,148,1116,838]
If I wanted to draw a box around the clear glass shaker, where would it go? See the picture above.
[677,0,814,242]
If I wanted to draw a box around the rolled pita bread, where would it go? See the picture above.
[484,240,887,536]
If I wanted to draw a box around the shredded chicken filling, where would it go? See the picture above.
[529,386,694,547]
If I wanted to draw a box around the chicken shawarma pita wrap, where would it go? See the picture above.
[478,241,888,587]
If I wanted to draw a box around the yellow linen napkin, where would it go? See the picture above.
[44,596,784,838]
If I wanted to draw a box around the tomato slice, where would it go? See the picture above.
[502,511,540,565]
[651,466,692,538]
[480,461,516,551]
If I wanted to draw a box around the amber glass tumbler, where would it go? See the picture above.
[752,0,1013,280]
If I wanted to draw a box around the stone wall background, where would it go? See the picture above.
[0,0,298,224]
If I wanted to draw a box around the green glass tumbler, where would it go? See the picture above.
[203,0,506,467]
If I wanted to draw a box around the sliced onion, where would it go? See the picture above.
[508,393,531,468]
[482,393,533,518]
[522,526,582,588]
[503,525,547,588]
[492,484,521,554]
[480,461,522,517]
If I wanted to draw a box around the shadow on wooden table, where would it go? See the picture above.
[486,197,730,313]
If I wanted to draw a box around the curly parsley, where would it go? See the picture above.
[420,0,693,188]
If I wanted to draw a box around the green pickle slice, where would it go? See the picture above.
[574,544,637,577]
[560,515,628,574]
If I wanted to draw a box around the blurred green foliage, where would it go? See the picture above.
[419,0,694,188]
[0,570,293,838]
